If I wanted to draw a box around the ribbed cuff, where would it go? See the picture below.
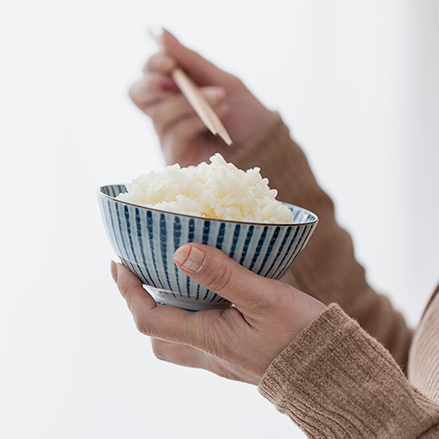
[259,304,439,438]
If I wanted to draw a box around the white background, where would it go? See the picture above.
[1,1,438,438]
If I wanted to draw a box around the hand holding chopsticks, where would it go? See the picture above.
[149,29,233,146]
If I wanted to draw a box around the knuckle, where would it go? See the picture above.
[145,53,175,73]
[134,316,151,336]
[206,262,234,295]
[117,281,130,301]
[143,55,157,72]
[128,76,157,107]
[128,81,144,106]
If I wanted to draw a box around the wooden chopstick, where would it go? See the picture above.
[149,30,233,146]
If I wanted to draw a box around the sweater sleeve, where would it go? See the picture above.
[259,304,439,438]
[231,113,412,371]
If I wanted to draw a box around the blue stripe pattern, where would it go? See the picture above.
[239,226,254,266]
[257,226,280,275]
[229,224,241,259]
[98,184,318,311]
[135,208,153,286]
[173,217,182,297]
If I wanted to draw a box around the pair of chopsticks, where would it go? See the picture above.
[149,30,233,146]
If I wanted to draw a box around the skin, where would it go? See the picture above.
[112,244,325,385]
[116,30,326,385]
[129,29,274,166]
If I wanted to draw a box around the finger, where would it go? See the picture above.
[143,52,177,74]
[160,29,230,86]
[153,91,228,140]
[129,73,178,114]
[151,339,206,368]
[112,261,157,316]
[113,261,276,382]
[160,103,231,166]
[112,262,220,347]
[173,244,282,315]
[151,339,260,384]
[166,101,230,138]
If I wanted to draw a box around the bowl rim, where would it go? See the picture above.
[98,184,319,227]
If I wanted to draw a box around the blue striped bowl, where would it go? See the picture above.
[98,184,318,311]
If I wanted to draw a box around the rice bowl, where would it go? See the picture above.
[98,155,318,310]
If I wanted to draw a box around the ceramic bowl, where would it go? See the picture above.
[98,184,318,311]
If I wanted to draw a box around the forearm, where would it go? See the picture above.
[232,113,412,369]
[259,304,439,438]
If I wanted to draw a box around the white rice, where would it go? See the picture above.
[116,153,294,224]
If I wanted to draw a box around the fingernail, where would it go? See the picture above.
[174,245,207,274]
[111,261,118,283]
[202,87,226,104]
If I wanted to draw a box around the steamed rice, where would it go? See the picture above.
[116,154,294,224]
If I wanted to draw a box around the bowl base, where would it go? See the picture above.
[145,286,231,312]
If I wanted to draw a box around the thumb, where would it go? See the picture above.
[174,243,279,315]
[160,28,231,86]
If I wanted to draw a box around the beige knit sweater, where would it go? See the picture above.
[232,113,439,438]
